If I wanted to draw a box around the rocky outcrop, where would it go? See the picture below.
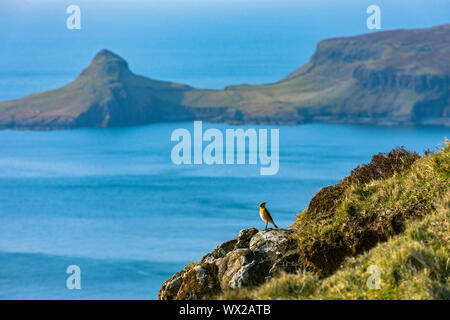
[2,24,449,129]
[158,228,300,300]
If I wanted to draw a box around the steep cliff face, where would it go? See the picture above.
[352,65,450,92]
[270,24,450,126]
[351,65,450,124]
[1,25,449,129]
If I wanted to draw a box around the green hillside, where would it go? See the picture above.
[221,141,450,300]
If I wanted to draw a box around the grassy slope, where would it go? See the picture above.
[222,141,449,299]
[0,50,193,127]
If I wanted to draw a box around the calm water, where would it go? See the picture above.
[0,123,448,299]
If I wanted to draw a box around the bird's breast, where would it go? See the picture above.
[259,207,268,221]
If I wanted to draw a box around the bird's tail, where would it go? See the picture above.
[272,222,278,229]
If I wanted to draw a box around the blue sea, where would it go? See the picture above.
[0,0,449,299]
[0,123,448,299]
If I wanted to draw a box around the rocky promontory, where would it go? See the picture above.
[158,228,300,300]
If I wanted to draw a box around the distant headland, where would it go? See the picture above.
[0,24,449,130]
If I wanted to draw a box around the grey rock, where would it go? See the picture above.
[158,227,300,300]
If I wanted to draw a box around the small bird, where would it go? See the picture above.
[259,201,278,230]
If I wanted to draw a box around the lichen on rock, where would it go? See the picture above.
[158,227,300,300]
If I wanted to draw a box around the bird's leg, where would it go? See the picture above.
[265,222,268,230]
